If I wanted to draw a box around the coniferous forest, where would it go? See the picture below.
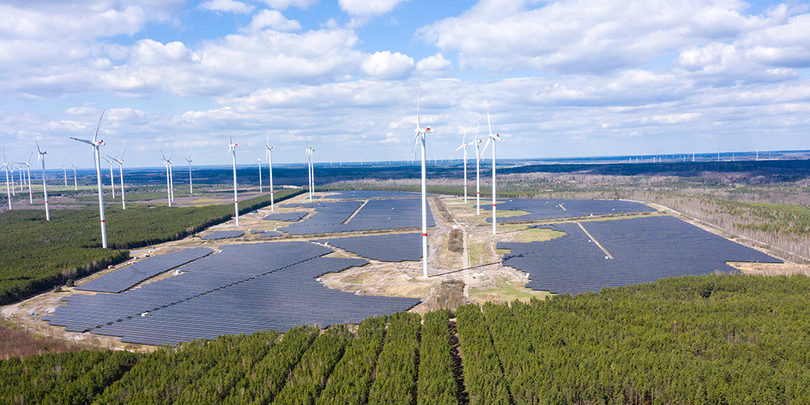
[3,274,809,404]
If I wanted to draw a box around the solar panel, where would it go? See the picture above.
[313,233,422,262]
[46,242,420,346]
[262,211,308,222]
[501,216,782,295]
[280,198,434,235]
[201,230,245,240]
[485,198,657,223]
[75,248,213,293]
[324,190,422,200]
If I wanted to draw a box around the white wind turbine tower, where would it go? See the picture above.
[16,154,33,204]
[103,157,115,199]
[185,158,193,194]
[167,155,174,201]
[482,104,506,235]
[62,166,68,187]
[71,111,107,247]
[229,137,240,226]
[473,120,484,215]
[9,164,15,196]
[305,146,315,200]
[105,149,126,210]
[256,157,263,194]
[411,87,432,278]
[160,151,173,206]
[265,139,275,211]
[454,126,475,204]
[2,150,11,210]
[71,163,78,190]
[35,140,50,221]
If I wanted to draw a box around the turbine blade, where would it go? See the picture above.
[416,85,421,130]
[71,137,93,145]
[120,146,126,160]
[93,110,105,143]
[486,103,492,138]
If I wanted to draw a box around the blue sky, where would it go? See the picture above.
[1,0,809,168]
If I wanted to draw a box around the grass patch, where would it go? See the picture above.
[496,209,530,218]
[469,277,550,304]
[468,243,489,266]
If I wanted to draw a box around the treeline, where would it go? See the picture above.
[3,274,810,403]
[0,189,302,304]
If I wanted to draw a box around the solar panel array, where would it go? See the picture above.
[280,198,434,235]
[324,190,422,200]
[262,211,309,222]
[486,198,657,223]
[314,233,422,262]
[258,230,282,238]
[500,216,781,295]
[201,230,245,240]
[45,242,419,346]
[75,248,213,293]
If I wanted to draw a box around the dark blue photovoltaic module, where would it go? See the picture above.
[313,233,422,262]
[76,248,213,293]
[485,198,656,223]
[262,211,308,222]
[280,199,434,235]
[45,242,420,346]
[201,230,245,240]
[324,190,421,200]
[500,216,781,295]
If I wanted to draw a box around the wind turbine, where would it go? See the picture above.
[455,126,475,203]
[481,104,506,235]
[35,140,50,220]
[185,158,193,194]
[103,157,115,199]
[71,163,78,190]
[62,166,68,187]
[2,149,11,210]
[15,153,33,204]
[9,164,15,196]
[473,120,484,215]
[265,139,275,211]
[257,157,263,194]
[160,151,172,207]
[105,148,126,210]
[305,146,315,200]
[229,137,240,226]
[411,86,432,278]
[71,111,107,248]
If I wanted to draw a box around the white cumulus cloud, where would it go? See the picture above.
[245,9,301,32]
[259,0,317,9]
[361,51,414,79]
[200,0,254,14]
[416,53,451,74]
[339,0,409,17]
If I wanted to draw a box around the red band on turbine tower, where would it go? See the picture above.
[100,219,105,223]
[492,203,496,206]
[422,233,427,237]
[234,200,238,203]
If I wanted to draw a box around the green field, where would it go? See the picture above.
[0,189,302,305]
[3,275,809,404]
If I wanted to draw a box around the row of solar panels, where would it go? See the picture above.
[280,198,435,235]
[486,198,657,223]
[48,241,420,346]
[500,216,781,295]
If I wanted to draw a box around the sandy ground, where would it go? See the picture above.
[2,191,800,350]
